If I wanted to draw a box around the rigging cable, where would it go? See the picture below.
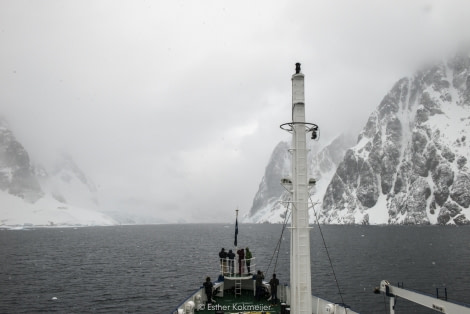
[309,194,346,306]
[273,206,291,274]
[264,189,348,310]
[265,201,291,276]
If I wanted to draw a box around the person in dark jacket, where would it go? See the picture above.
[237,248,245,275]
[203,276,214,305]
[255,270,265,300]
[269,273,279,304]
[227,249,235,275]
[219,248,227,274]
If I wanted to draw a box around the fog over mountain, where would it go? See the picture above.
[3,53,470,227]
[0,118,116,227]
[2,1,470,223]
[246,53,470,225]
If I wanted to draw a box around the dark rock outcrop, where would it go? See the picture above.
[0,118,43,202]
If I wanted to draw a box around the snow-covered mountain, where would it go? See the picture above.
[243,141,291,223]
[246,53,470,225]
[0,118,116,228]
[321,53,470,225]
[244,134,355,223]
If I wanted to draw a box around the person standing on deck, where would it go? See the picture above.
[227,249,235,275]
[255,270,265,301]
[269,273,279,304]
[219,248,227,274]
[203,277,214,305]
[237,248,245,275]
[245,247,252,274]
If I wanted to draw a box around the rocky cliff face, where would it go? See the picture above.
[0,118,43,202]
[322,53,470,225]
[247,141,291,221]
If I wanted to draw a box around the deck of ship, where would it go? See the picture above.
[197,288,283,314]
[173,270,288,314]
[173,270,358,314]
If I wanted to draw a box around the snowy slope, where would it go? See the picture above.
[37,154,99,210]
[0,190,116,228]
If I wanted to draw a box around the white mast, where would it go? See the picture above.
[282,63,316,314]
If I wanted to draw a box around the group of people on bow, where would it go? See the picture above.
[203,270,280,306]
[218,247,252,276]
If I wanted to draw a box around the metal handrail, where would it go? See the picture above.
[219,257,256,276]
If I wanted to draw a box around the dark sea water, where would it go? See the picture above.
[1,224,469,313]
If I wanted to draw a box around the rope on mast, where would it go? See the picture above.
[309,194,346,306]
[265,201,291,276]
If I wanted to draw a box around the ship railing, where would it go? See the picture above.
[219,257,256,276]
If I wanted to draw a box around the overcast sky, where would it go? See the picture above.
[1,0,470,223]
